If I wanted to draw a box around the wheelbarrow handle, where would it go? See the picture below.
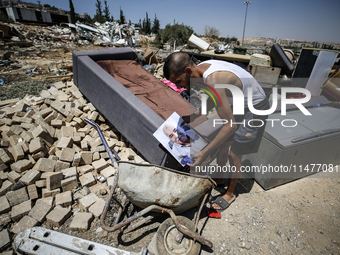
[84,118,120,164]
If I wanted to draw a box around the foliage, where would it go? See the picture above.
[154,23,194,48]
[103,1,110,21]
[142,12,151,34]
[152,14,160,35]
[120,7,125,24]
[93,0,105,23]
[69,0,76,24]
[203,25,220,37]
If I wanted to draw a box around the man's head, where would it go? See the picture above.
[163,52,195,90]
[163,122,190,145]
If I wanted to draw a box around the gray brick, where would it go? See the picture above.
[29,137,45,154]
[59,147,75,162]
[32,125,48,138]
[27,184,38,200]
[28,200,53,222]
[0,181,13,196]
[80,151,93,165]
[11,144,25,162]
[33,158,56,172]
[56,137,73,149]
[55,191,73,207]
[6,171,21,183]
[0,149,13,164]
[11,200,32,222]
[0,196,11,214]
[35,179,46,188]
[46,172,63,190]
[46,206,71,227]
[88,198,106,218]
[20,170,41,185]
[10,159,33,173]
[6,187,28,206]
[61,176,78,192]
[79,193,99,212]
[77,165,93,175]
[61,167,77,179]
[69,212,93,231]
[92,158,108,172]
[42,188,60,198]
[0,229,11,251]
[79,172,96,187]
[11,215,38,234]
[55,160,70,172]
[100,166,116,179]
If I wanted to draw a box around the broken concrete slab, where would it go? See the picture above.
[69,212,93,231]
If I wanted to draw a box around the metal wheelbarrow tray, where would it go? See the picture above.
[85,119,215,249]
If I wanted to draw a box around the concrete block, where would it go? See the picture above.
[27,184,38,200]
[11,215,38,234]
[11,200,32,222]
[44,111,58,124]
[20,170,41,185]
[0,229,11,252]
[20,130,34,143]
[40,107,53,117]
[80,140,88,151]
[7,171,21,184]
[42,188,60,198]
[80,151,93,165]
[61,126,74,138]
[77,165,93,175]
[6,187,29,207]
[88,198,105,218]
[0,196,11,214]
[19,140,30,154]
[0,181,13,196]
[0,149,13,164]
[46,172,63,190]
[72,152,81,167]
[79,172,96,187]
[29,137,45,154]
[61,176,78,192]
[92,158,108,172]
[55,160,70,172]
[11,144,25,162]
[89,111,98,122]
[51,119,64,128]
[33,158,56,172]
[46,206,71,227]
[79,193,99,212]
[61,167,77,179]
[32,125,47,138]
[29,200,53,222]
[37,196,54,206]
[100,166,116,179]
[35,179,46,188]
[55,191,72,207]
[32,150,47,161]
[57,137,73,149]
[10,159,33,173]
[51,100,69,117]
[59,147,75,162]
[69,212,93,231]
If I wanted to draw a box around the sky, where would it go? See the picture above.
[37,0,340,44]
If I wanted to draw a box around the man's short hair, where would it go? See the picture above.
[163,52,193,80]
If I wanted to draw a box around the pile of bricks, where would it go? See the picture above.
[0,81,147,252]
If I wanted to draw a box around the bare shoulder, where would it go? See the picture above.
[206,71,241,87]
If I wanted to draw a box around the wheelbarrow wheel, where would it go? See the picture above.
[155,216,201,255]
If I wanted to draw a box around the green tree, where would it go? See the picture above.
[120,7,125,24]
[69,0,76,24]
[94,0,105,23]
[103,0,110,21]
[154,23,194,48]
[203,25,220,37]
[152,14,160,35]
[142,12,151,34]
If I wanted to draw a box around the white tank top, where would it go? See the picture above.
[198,60,266,107]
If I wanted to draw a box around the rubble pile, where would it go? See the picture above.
[0,80,148,251]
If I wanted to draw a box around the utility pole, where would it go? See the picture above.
[242,1,251,46]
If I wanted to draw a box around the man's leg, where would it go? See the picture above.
[212,150,242,210]
[214,140,232,184]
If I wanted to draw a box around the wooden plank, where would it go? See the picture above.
[200,50,251,63]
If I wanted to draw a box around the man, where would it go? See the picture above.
[163,52,269,211]
[163,121,207,165]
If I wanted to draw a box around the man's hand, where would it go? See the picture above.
[188,151,205,167]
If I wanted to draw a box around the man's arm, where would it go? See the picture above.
[189,73,239,166]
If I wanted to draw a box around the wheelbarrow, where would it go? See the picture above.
[85,119,216,252]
